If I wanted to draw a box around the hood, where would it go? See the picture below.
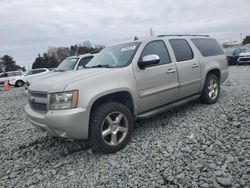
[28,68,114,92]
[239,52,250,56]
[27,71,63,83]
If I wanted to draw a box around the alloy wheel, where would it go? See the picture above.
[101,112,129,146]
[208,79,218,100]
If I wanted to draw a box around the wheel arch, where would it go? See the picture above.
[15,79,25,85]
[201,67,221,93]
[206,68,221,81]
[89,90,136,119]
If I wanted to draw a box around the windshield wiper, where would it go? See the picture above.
[85,64,114,68]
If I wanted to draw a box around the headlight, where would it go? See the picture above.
[50,90,78,110]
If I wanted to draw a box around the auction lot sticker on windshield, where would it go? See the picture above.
[121,46,136,52]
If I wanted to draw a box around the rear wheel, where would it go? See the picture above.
[200,74,220,104]
[15,80,24,87]
[89,102,133,153]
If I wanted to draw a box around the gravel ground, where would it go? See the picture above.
[0,66,250,188]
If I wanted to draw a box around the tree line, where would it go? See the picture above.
[0,40,104,73]
[1,36,250,73]
[32,41,105,69]
[0,55,25,73]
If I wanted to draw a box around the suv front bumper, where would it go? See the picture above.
[25,104,89,139]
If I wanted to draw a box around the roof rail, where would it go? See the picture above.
[158,34,210,37]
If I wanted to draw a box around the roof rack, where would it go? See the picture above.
[158,34,210,37]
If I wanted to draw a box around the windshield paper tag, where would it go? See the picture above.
[121,46,136,52]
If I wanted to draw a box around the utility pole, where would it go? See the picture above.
[240,33,243,45]
[150,28,154,37]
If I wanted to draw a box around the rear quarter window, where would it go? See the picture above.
[191,38,224,57]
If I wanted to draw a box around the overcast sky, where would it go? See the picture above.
[0,0,249,67]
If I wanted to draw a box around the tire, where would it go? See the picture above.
[200,74,220,104]
[89,102,134,153]
[15,80,24,87]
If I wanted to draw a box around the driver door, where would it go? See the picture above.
[134,40,179,112]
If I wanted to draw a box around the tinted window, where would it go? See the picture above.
[33,69,46,74]
[30,70,36,75]
[15,71,22,76]
[7,72,15,77]
[78,57,93,67]
[140,40,171,65]
[169,39,193,62]
[191,38,224,57]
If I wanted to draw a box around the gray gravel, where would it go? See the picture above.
[1,66,250,187]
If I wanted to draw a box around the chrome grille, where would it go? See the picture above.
[28,90,48,112]
[240,58,250,62]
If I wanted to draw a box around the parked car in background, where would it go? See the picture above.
[226,48,243,65]
[237,47,250,65]
[25,35,229,153]
[0,71,23,85]
[53,53,95,72]
[9,68,49,87]
[25,53,95,89]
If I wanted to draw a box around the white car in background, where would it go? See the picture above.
[53,54,95,72]
[26,54,95,87]
[9,68,49,87]
[23,54,95,92]
[0,71,23,85]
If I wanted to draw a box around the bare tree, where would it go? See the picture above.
[47,47,70,63]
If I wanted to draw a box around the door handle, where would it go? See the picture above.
[192,63,199,68]
[166,69,176,74]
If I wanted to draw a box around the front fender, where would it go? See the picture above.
[87,87,138,115]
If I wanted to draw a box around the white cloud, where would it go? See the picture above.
[0,0,250,67]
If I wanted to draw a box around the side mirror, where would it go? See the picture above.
[138,54,160,69]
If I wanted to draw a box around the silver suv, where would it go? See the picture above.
[25,35,229,153]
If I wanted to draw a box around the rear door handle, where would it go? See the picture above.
[166,69,176,74]
[192,63,199,68]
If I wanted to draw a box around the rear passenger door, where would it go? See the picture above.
[169,39,201,99]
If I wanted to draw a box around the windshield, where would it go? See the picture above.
[55,58,79,71]
[0,73,6,78]
[85,42,141,68]
[243,48,250,53]
[24,71,32,76]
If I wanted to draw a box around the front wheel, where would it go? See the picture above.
[89,102,133,153]
[200,74,220,104]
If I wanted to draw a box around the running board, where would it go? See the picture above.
[137,94,200,119]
